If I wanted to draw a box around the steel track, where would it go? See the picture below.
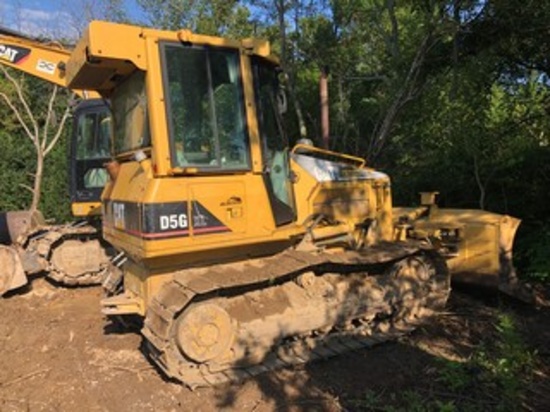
[142,244,450,388]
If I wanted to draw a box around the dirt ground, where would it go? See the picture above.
[0,278,549,412]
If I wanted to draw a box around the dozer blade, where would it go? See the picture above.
[394,205,536,303]
[432,210,519,285]
[0,245,27,296]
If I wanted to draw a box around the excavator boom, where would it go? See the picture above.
[0,26,99,98]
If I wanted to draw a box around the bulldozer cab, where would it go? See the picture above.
[66,22,392,289]
[162,46,297,227]
[159,40,296,229]
[66,21,299,241]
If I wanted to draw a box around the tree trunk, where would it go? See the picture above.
[368,33,432,163]
[275,0,307,139]
[30,149,44,213]
[320,66,330,149]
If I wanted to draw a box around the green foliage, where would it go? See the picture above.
[436,360,471,392]
[352,389,383,410]
[351,314,536,412]
[516,223,550,282]
[40,132,72,223]
[474,315,535,406]
[352,389,457,412]
[0,70,72,222]
[136,0,255,36]
[437,314,535,412]
[0,128,34,210]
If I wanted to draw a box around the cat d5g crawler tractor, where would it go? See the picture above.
[64,21,522,387]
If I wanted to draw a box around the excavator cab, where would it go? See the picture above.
[70,99,111,217]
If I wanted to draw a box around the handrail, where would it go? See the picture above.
[291,144,366,168]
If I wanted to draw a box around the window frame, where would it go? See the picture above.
[159,41,252,173]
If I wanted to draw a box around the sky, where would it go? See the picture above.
[0,0,144,39]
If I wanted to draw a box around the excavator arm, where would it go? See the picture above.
[0,26,99,98]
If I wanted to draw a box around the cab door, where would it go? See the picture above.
[252,58,295,226]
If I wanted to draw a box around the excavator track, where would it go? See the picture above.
[142,243,450,388]
[21,222,110,286]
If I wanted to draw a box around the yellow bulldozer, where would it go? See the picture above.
[57,21,532,387]
[2,20,531,386]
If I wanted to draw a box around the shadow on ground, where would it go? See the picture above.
[209,290,550,411]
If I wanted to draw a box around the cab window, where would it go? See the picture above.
[162,43,250,170]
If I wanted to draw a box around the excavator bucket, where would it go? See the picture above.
[393,193,532,302]
[0,210,45,296]
[0,210,45,244]
[0,245,27,296]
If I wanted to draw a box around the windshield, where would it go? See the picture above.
[111,71,150,155]
[162,43,249,170]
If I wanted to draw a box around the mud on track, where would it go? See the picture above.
[1,278,549,411]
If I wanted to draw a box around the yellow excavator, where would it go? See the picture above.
[0,27,114,295]
[58,21,528,387]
